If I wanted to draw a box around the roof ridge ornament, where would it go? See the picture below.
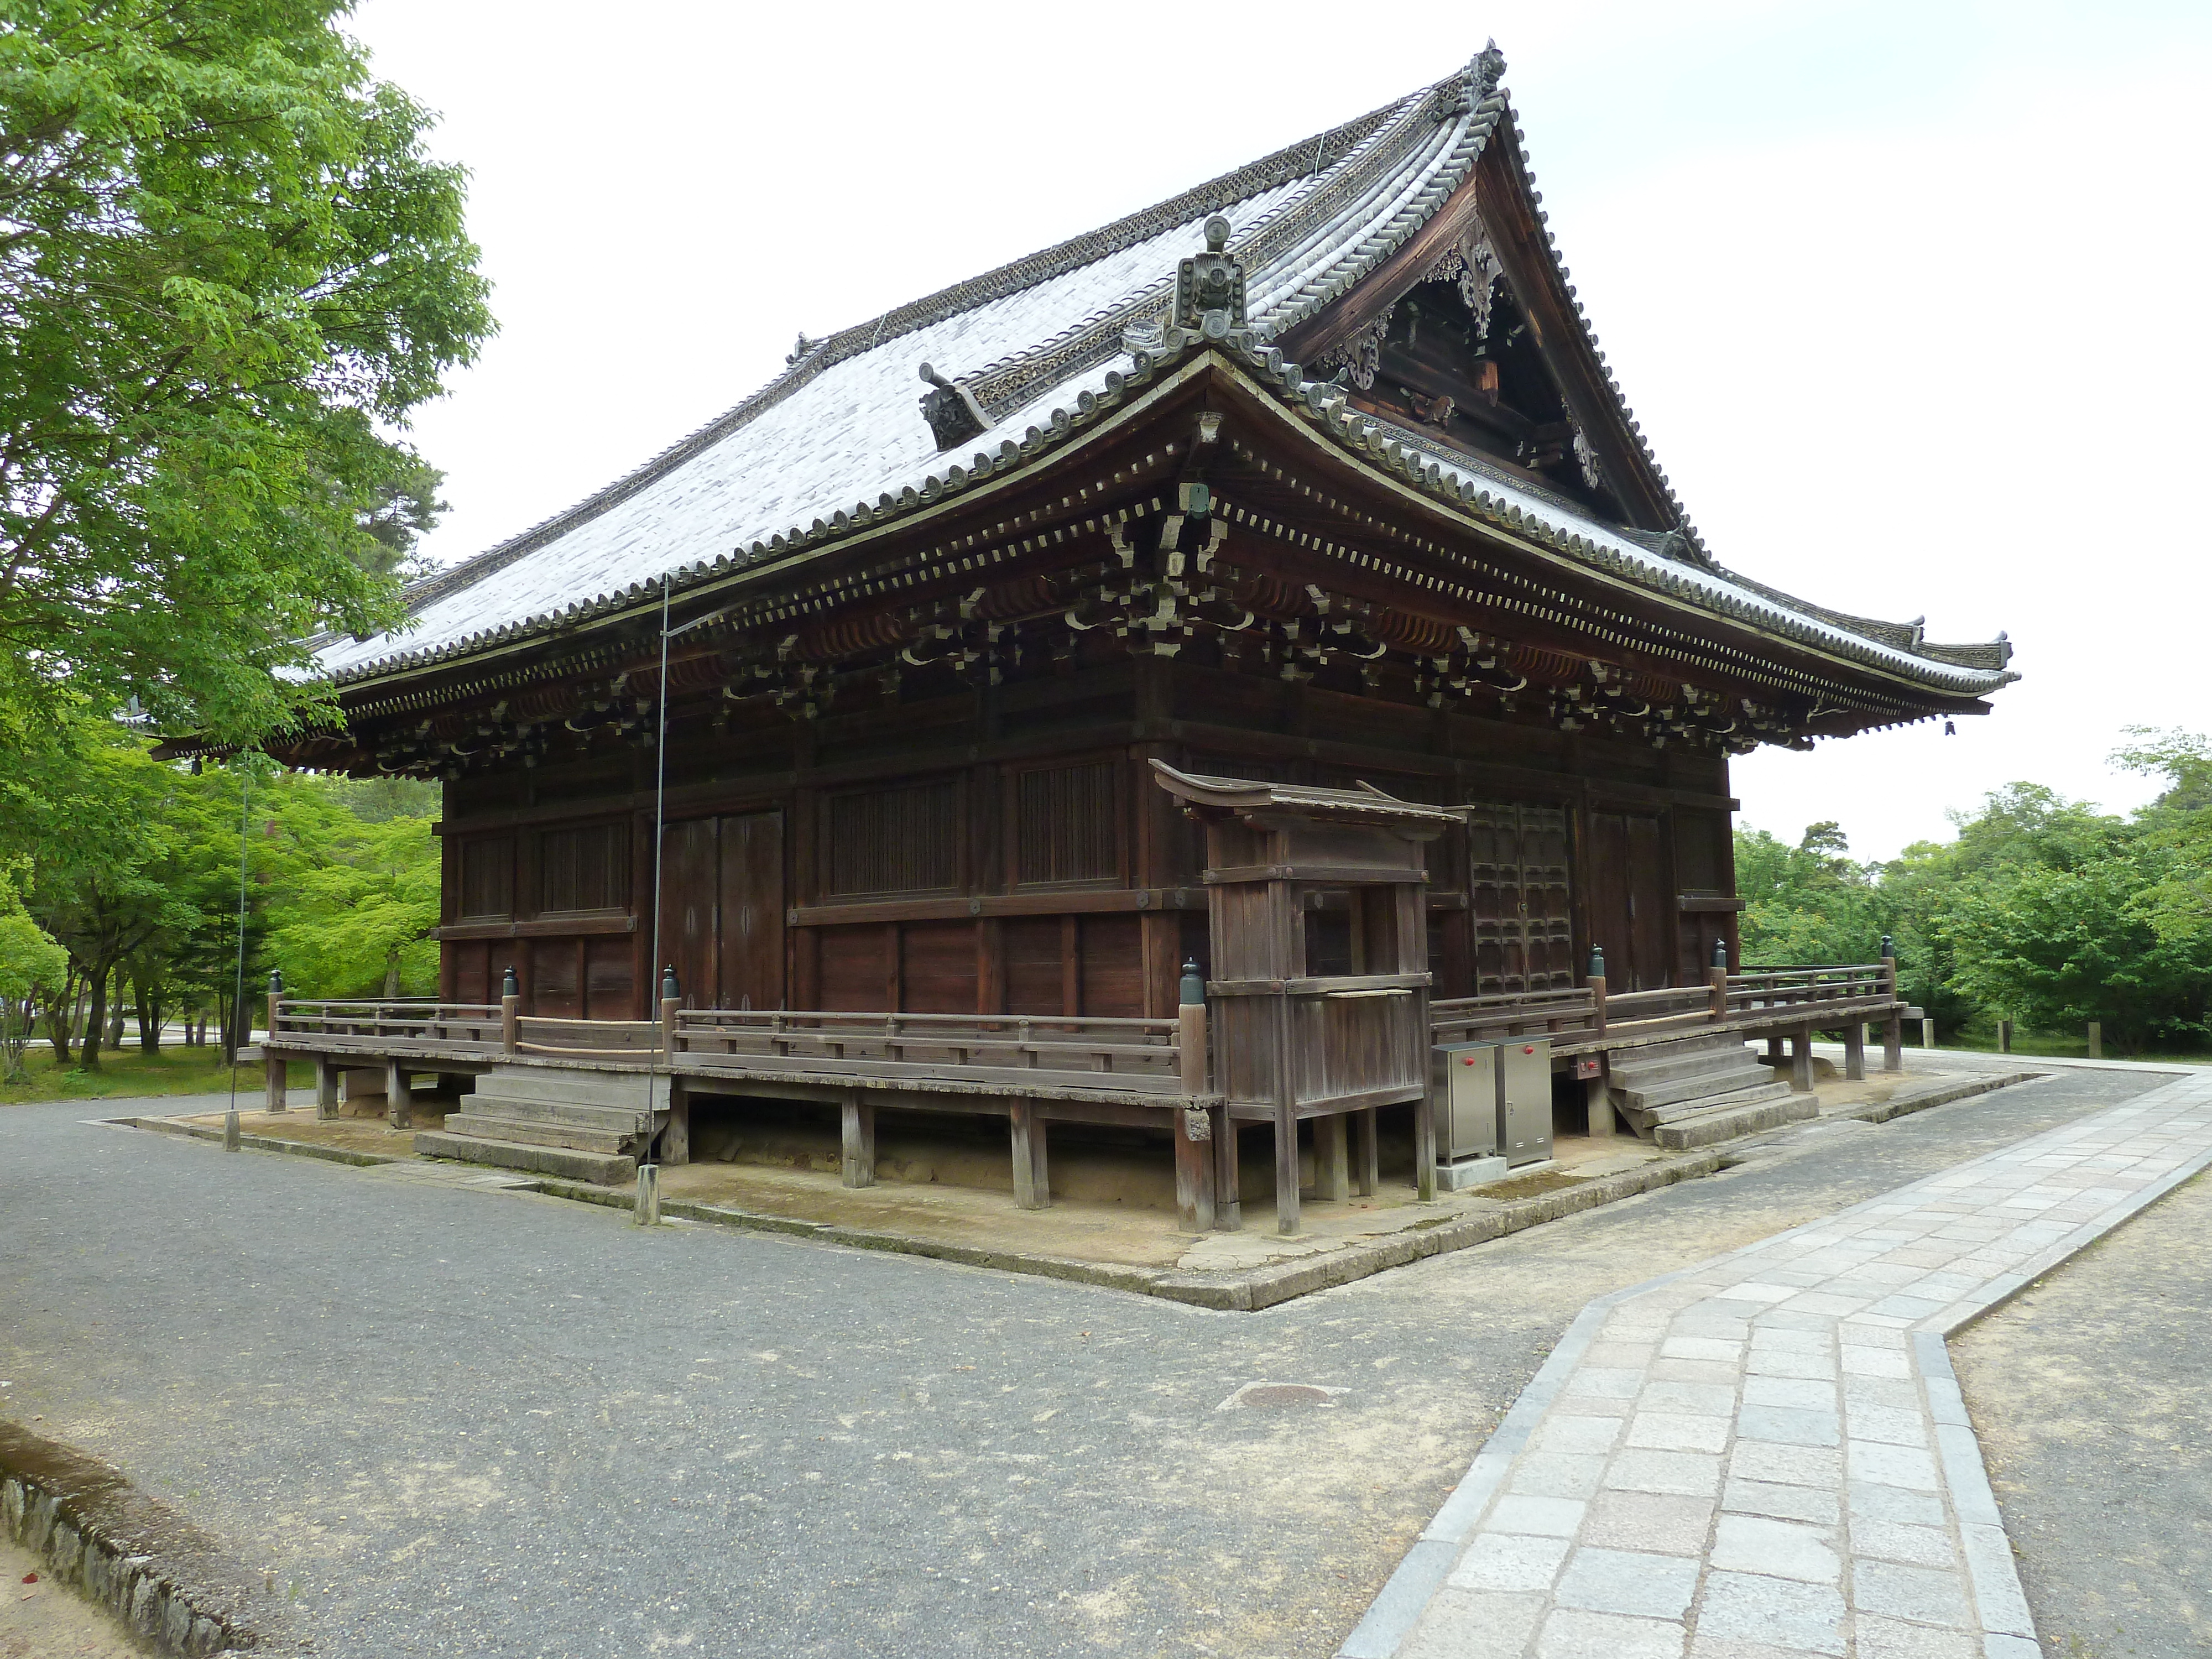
[917,362,991,452]
[1434,38,1507,121]
[1175,216,1250,343]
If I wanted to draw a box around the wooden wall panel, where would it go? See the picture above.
[1627,813,1671,991]
[823,779,959,896]
[450,941,493,1006]
[818,924,890,1011]
[458,836,514,920]
[900,921,977,1015]
[658,817,719,1008]
[1079,914,1144,1018]
[584,936,633,1019]
[1002,917,1066,1015]
[530,936,581,1017]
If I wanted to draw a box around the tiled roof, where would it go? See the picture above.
[317,48,2013,701]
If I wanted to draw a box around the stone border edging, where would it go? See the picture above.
[0,1420,293,1656]
[116,1067,2043,1314]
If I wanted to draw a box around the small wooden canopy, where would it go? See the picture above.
[1147,761,1467,838]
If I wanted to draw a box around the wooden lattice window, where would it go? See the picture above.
[824,780,960,896]
[1013,761,1119,886]
[540,823,627,914]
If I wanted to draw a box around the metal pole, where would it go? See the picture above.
[638,576,673,1222]
[225,766,251,1149]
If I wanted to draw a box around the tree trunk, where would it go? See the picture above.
[135,970,159,1056]
[107,972,126,1047]
[45,967,77,1062]
[81,967,108,1070]
[385,949,402,999]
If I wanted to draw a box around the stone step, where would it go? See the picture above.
[413,1129,636,1186]
[1618,1062,1782,1114]
[442,1111,635,1155]
[460,1089,653,1133]
[1651,1091,1820,1151]
[1606,1039,1764,1091]
[1642,1079,1796,1125]
[474,1064,660,1109]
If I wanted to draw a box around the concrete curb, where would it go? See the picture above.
[0,1419,295,1656]
[119,1114,408,1169]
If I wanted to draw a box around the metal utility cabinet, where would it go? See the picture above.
[1498,1037,1553,1167]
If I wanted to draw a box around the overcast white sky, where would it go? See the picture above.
[346,0,2210,862]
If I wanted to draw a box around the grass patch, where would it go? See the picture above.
[1926,1032,2210,1067]
[0,1045,312,1104]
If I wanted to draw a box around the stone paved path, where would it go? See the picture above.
[1348,1066,2212,1658]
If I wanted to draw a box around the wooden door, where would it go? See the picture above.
[659,818,721,1009]
[1626,813,1671,990]
[1586,812,1631,988]
[716,811,785,1012]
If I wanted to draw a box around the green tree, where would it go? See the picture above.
[1736,821,1887,966]
[0,866,67,1081]
[268,812,439,996]
[0,1,493,743]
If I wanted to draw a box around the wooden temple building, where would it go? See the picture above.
[228,45,2015,1229]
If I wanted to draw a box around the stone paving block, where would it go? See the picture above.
[1958,1522,2034,1636]
[1550,1394,1635,1419]
[1868,1293,1950,1319]
[1743,1376,1836,1411]
[1694,1571,1846,1656]
[1850,1613,1980,1658]
[1487,1494,1585,1538]
[1534,1606,1685,1658]
[1749,1308,1834,1333]
[1851,1558,1972,1627]
[1851,1517,1957,1568]
[1641,1381,1738,1415]
[1647,1357,1742,1386]
[1840,1345,1912,1379]
[1747,1328,1832,1354]
[1687,1637,1838,1659]
[1533,1415,1623,1454]
[1720,1476,1838,1525]
[1843,1403,1932,1447]
[1567,1366,1646,1399]
[1584,1341,1657,1369]
[1735,1404,1841,1448]
[1980,1635,2040,1659]
[1728,1442,1842,1488]
[1401,1588,1546,1659]
[1660,1336,1743,1363]
[1846,1478,1947,1528]
[1447,1531,1572,1593]
[1745,1348,1835,1381]
[1847,1439,1941,1492]
[1510,1452,1609,1499]
[1552,1547,1699,1620]
[1626,1411,1730,1453]
[1708,1513,1840,1583]
[1603,1450,1723,1497]
[1579,1490,1715,1555]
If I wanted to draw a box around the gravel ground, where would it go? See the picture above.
[0,1059,2170,1658]
[1954,1158,2212,1658]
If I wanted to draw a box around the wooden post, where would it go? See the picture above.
[264,987,286,1112]
[1843,1022,1866,1082]
[1997,1018,2012,1055]
[841,1092,876,1188]
[1884,1014,1903,1073]
[633,1162,661,1227]
[1174,992,1215,1231]
[1588,973,1608,1037]
[384,1060,412,1130]
[1010,1099,1048,1210]
[1707,966,1728,1021]
[1585,1073,1615,1137]
[501,997,519,1055]
[1274,1103,1302,1234]
[315,1057,339,1120]
[2088,1021,2103,1060]
[1314,1114,1350,1203]
[1212,1106,1241,1230]
[1354,1108,1379,1197]
[661,994,680,1055]
[1788,1025,1813,1093]
[661,1078,690,1166]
